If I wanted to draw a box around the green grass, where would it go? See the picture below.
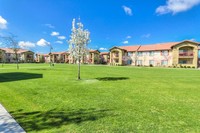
[1,63,200,132]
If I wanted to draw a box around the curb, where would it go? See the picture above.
[0,104,26,133]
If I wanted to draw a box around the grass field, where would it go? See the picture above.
[0,63,200,133]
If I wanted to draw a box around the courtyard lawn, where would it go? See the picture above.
[0,64,200,133]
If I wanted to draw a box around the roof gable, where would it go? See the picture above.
[172,40,200,48]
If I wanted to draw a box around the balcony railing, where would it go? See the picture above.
[179,52,193,57]
[113,53,119,58]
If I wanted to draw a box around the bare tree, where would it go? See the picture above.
[0,50,5,67]
[49,44,53,66]
[0,34,19,69]
[68,19,90,80]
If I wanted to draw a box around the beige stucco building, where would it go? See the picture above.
[36,50,101,65]
[100,52,110,64]
[0,48,34,63]
[36,52,70,63]
[109,40,199,68]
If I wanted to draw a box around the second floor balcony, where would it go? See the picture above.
[179,52,194,58]
[112,53,119,58]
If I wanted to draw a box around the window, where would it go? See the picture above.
[179,60,187,64]
[179,59,193,64]
[128,52,133,56]
[137,60,142,65]
[149,60,154,65]
[149,51,154,56]
[161,51,168,56]
[137,52,143,56]
[198,50,200,58]
[161,60,168,66]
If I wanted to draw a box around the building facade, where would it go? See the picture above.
[35,50,101,64]
[109,40,199,68]
[100,52,110,64]
[0,48,34,63]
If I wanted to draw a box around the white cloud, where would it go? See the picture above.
[45,24,55,29]
[126,36,132,39]
[0,16,7,29]
[156,0,200,15]
[36,38,50,46]
[142,33,151,38]
[18,41,35,49]
[55,41,63,44]
[122,40,129,44]
[99,47,107,50]
[122,6,133,16]
[51,31,59,36]
[58,36,66,40]
[189,38,196,41]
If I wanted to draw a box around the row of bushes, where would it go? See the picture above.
[136,64,196,69]
[173,65,195,69]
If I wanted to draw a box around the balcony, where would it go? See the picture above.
[113,53,119,59]
[179,52,194,58]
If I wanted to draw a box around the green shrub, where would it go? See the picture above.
[149,64,153,67]
[187,66,191,68]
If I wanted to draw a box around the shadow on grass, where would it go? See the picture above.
[9,108,113,132]
[96,77,129,81]
[0,72,43,82]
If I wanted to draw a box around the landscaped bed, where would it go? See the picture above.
[0,64,200,132]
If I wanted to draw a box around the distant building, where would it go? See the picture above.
[100,52,110,64]
[0,48,34,63]
[88,50,100,64]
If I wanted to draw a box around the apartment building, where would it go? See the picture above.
[0,48,34,63]
[100,52,110,64]
[88,50,100,64]
[109,40,199,68]
[36,50,101,64]
[36,52,70,63]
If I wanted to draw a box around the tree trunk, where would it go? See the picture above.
[16,54,19,69]
[17,62,19,69]
[78,58,81,80]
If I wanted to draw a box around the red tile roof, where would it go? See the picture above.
[138,42,179,51]
[89,50,100,53]
[0,48,33,53]
[119,46,141,52]
[51,51,69,55]
[100,52,109,55]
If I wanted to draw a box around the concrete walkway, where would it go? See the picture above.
[0,104,25,133]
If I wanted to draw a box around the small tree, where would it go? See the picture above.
[0,50,5,67]
[49,45,53,66]
[68,19,90,80]
[39,54,45,63]
[0,34,19,69]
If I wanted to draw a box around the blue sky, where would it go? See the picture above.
[0,0,200,53]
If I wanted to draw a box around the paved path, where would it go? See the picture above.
[0,104,25,133]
